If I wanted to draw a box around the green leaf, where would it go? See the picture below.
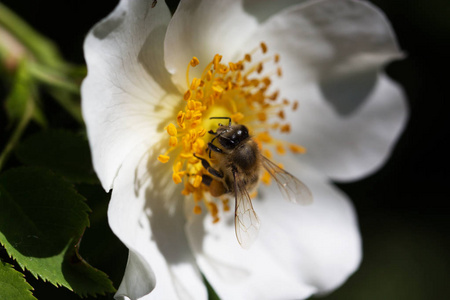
[15,130,98,184]
[75,184,128,287]
[0,167,115,297]
[204,275,220,300]
[0,260,36,300]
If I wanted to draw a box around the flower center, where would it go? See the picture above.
[158,42,305,222]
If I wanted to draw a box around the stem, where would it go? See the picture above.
[0,100,33,171]
[29,63,80,94]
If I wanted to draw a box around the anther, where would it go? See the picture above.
[172,173,183,184]
[184,90,192,101]
[289,144,306,154]
[277,67,282,77]
[276,143,286,155]
[193,175,203,188]
[260,42,268,54]
[166,123,177,136]
[193,205,202,214]
[257,112,267,121]
[190,78,201,90]
[257,63,263,74]
[280,124,291,133]
[213,54,222,70]
[190,57,200,67]
[169,136,178,147]
[274,54,280,63]
[157,155,170,163]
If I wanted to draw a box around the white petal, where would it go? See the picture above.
[108,143,207,300]
[237,0,406,181]
[288,75,408,181]
[185,156,361,299]
[164,0,259,90]
[242,0,309,23]
[82,0,179,190]
[115,250,156,300]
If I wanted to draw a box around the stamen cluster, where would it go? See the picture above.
[158,42,305,220]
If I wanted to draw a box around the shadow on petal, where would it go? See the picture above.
[115,250,156,299]
[140,140,197,266]
[138,25,179,94]
[93,10,126,40]
[319,68,377,116]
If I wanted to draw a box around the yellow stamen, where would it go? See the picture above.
[157,45,306,222]
[289,144,306,154]
[190,57,200,67]
[257,112,267,122]
[231,112,244,123]
[263,148,272,159]
[158,155,170,163]
[262,171,271,185]
[274,54,280,63]
[222,198,230,212]
[166,123,177,136]
[260,42,268,54]
[193,175,203,188]
[280,124,290,133]
[276,143,286,155]
[169,136,178,147]
[194,205,202,214]
[184,90,192,101]
[177,111,186,129]
[172,173,183,184]
[207,201,220,223]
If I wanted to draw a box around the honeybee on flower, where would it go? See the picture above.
[82,0,407,299]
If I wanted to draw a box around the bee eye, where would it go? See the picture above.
[240,127,249,138]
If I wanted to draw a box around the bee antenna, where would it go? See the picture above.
[209,117,231,127]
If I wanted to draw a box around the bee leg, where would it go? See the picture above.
[208,129,217,135]
[208,142,223,154]
[193,154,224,178]
[201,175,213,186]
[207,133,223,158]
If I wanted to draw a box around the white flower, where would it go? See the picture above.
[81,0,407,299]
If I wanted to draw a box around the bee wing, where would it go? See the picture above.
[261,155,313,205]
[232,169,260,249]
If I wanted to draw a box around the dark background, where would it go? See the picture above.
[1,0,448,299]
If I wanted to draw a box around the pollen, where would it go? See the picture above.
[190,56,200,67]
[157,155,170,163]
[193,205,202,214]
[262,171,271,185]
[158,41,306,222]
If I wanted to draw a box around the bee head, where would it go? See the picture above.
[218,124,250,150]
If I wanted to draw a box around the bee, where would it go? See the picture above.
[194,117,313,249]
